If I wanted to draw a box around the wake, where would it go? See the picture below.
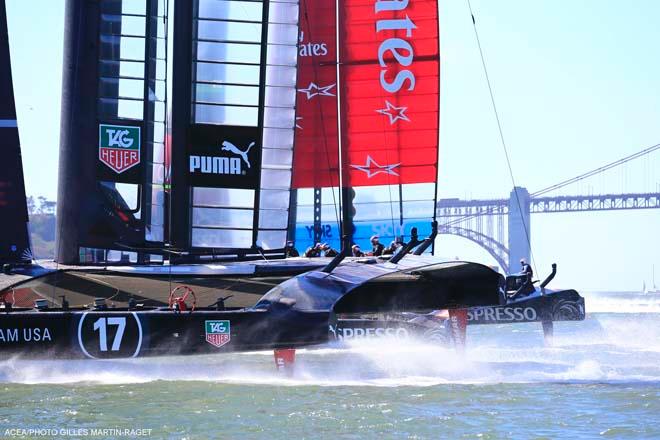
[581,290,660,314]
[2,308,659,387]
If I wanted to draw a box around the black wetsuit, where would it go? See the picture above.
[371,243,384,256]
[304,247,320,258]
[285,247,299,257]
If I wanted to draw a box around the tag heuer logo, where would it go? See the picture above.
[99,124,141,173]
[205,320,231,348]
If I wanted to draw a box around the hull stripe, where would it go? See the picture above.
[0,119,17,127]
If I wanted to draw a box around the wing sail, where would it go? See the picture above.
[0,0,31,264]
[57,0,300,263]
[291,0,440,252]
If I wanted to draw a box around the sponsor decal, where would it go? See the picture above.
[448,309,468,347]
[0,327,51,343]
[298,82,336,100]
[205,320,231,348]
[376,100,410,125]
[331,326,409,340]
[350,155,400,178]
[189,140,254,176]
[77,312,143,359]
[98,124,141,174]
[298,31,328,57]
[188,124,261,189]
[375,0,418,94]
[467,307,538,322]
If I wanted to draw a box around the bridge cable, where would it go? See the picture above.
[531,142,660,197]
[439,140,660,228]
[465,0,536,275]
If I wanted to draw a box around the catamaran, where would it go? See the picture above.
[0,0,585,367]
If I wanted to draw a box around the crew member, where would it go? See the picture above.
[520,259,533,278]
[369,235,384,256]
[320,243,339,257]
[383,237,403,255]
[351,244,364,257]
[304,243,322,258]
[285,241,299,258]
[517,258,535,296]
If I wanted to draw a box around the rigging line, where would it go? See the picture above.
[531,142,660,197]
[466,0,535,275]
[439,141,660,228]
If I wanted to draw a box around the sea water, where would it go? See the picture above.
[1,291,659,439]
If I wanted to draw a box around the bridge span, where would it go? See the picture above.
[437,188,660,273]
[437,143,660,273]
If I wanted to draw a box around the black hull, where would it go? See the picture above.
[0,308,329,359]
[0,260,586,359]
[466,289,585,325]
[0,290,585,360]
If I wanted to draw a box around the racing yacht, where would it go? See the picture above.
[0,0,585,366]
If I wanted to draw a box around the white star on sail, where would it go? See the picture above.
[295,116,303,129]
[298,82,336,100]
[350,155,400,178]
[376,100,410,124]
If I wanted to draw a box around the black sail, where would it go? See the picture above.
[0,0,31,265]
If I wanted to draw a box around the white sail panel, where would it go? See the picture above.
[188,0,299,251]
[257,0,299,250]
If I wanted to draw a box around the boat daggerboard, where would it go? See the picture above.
[291,0,440,253]
[0,0,32,264]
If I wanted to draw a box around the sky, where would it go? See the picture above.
[5,0,660,291]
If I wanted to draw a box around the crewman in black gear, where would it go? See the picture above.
[285,241,299,257]
[520,258,533,279]
[517,258,535,297]
[383,236,403,255]
[320,243,339,257]
[351,244,364,257]
[304,243,322,258]
[369,235,384,256]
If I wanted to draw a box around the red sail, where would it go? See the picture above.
[292,0,439,189]
[291,0,340,188]
[339,0,439,187]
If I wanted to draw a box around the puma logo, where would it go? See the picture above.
[221,141,255,169]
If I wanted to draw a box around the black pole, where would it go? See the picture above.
[340,186,353,251]
[56,0,99,264]
[168,0,194,250]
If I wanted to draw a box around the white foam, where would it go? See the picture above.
[583,291,660,314]
[2,312,659,386]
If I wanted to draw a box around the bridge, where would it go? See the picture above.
[437,144,660,273]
